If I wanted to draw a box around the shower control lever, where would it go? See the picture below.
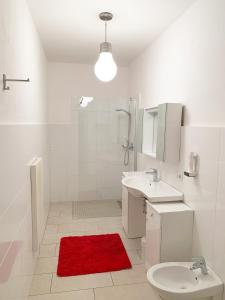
[122,143,134,151]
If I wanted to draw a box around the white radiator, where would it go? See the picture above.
[30,157,44,252]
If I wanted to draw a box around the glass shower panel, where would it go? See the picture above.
[77,96,130,202]
[78,110,97,201]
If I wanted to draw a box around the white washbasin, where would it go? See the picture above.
[122,176,150,197]
[122,176,183,202]
[122,171,152,178]
[147,262,223,300]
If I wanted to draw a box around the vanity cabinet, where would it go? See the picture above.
[145,201,193,269]
[122,186,146,238]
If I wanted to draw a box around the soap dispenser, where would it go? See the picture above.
[184,152,198,177]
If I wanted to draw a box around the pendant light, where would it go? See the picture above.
[94,12,117,82]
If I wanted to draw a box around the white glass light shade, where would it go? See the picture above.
[94,52,117,82]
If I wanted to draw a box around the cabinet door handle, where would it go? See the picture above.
[150,213,154,217]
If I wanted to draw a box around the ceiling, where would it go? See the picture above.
[27,0,196,66]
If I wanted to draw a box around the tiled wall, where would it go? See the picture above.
[0,125,49,300]
[129,0,225,126]
[0,1,49,299]
[138,127,225,298]
[133,92,225,297]
[48,63,131,202]
[128,0,225,298]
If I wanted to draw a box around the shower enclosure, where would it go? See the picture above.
[77,96,136,202]
[49,96,137,204]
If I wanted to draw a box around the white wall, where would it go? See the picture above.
[129,0,225,126]
[0,1,49,299]
[48,62,130,202]
[128,0,225,298]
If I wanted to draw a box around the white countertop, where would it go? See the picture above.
[122,172,183,202]
[122,171,151,177]
[147,201,193,213]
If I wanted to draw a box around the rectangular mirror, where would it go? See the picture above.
[142,106,158,158]
[137,103,182,163]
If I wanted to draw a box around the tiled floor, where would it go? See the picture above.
[29,202,159,300]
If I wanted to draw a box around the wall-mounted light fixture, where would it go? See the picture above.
[79,96,94,108]
[94,12,117,82]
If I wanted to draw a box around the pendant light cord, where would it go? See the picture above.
[105,21,107,42]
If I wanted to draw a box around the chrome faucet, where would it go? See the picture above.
[145,168,160,182]
[190,256,208,275]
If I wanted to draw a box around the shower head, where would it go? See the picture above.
[115,109,131,116]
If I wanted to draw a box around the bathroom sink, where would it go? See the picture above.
[147,262,223,300]
[122,171,152,178]
[122,176,183,202]
[122,176,150,197]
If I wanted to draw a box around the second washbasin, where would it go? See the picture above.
[147,262,223,300]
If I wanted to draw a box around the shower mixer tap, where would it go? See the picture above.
[122,142,134,151]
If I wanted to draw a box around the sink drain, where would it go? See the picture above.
[180,286,187,289]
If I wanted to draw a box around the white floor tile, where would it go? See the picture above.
[29,274,52,296]
[42,232,88,245]
[50,202,73,211]
[42,233,59,245]
[39,244,56,257]
[121,237,141,250]
[51,273,113,293]
[85,217,122,224]
[47,216,73,225]
[29,202,154,300]
[35,257,58,274]
[45,225,58,234]
[127,249,143,265]
[55,244,60,256]
[94,283,159,300]
[96,223,126,237]
[111,264,147,285]
[28,289,94,300]
[58,221,97,233]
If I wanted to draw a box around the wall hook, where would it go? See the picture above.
[3,74,30,90]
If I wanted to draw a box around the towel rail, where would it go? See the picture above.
[3,74,30,90]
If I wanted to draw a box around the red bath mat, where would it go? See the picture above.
[57,233,132,276]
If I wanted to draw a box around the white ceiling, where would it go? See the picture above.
[27,0,196,66]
